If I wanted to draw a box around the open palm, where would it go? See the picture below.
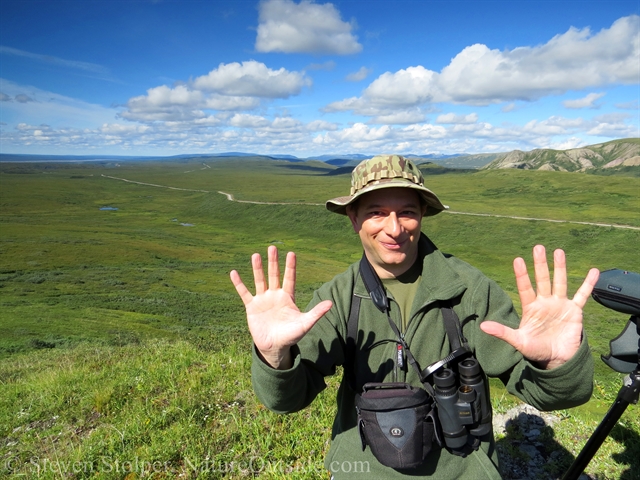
[230,246,332,369]
[481,245,599,370]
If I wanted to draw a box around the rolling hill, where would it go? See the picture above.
[480,138,640,173]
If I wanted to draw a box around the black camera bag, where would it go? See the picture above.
[347,251,477,468]
[355,382,438,469]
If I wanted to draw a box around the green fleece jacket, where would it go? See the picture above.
[251,235,593,479]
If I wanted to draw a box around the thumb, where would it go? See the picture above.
[480,321,520,349]
[299,300,333,332]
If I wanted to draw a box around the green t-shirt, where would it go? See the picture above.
[381,259,422,332]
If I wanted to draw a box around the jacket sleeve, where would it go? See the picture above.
[465,272,594,411]
[251,284,349,414]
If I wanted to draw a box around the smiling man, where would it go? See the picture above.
[230,155,599,479]
[347,187,425,279]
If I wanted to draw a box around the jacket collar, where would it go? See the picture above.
[353,233,467,304]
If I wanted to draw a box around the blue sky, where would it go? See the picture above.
[1,0,638,157]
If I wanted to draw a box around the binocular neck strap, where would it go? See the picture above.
[355,253,468,391]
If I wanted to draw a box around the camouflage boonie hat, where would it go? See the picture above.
[326,154,448,216]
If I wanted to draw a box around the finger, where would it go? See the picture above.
[514,256,536,307]
[268,245,280,290]
[282,251,297,298]
[571,268,600,308]
[252,253,266,295]
[533,245,551,296]
[552,249,567,298]
[299,300,333,332]
[230,270,254,306]
[480,321,521,350]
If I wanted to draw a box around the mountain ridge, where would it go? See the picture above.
[1,138,638,173]
[480,138,639,172]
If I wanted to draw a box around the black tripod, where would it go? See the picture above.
[562,315,639,480]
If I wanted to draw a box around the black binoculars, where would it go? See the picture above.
[433,357,492,452]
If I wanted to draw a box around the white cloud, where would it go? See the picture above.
[203,94,261,111]
[369,110,426,125]
[192,61,310,98]
[362,66,437,107]
[3,108,635,157]
[306,119,338,131]
[121,84,207,122]
[326,15,640,115]
[562,92,605,109]
[229,113,271,128]
[346,67,372,82]
[436,113,479,124]
[121,61,310,122]
[255,0,362,54]
[547,137,586,150]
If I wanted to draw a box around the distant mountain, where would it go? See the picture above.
[2,139,638,173]
[307,154,370,167]
[206,152,302,161]
[429,153,505,169]
[481,138,640,173]
[310,153,469,168]
[0,152,302,163]
[0,153,157,162]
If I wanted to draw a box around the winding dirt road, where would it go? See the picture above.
[101,174,640,231]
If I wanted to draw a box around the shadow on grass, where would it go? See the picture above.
[610,423,640,480]
[495,410,576,480]
[497,407,640,480]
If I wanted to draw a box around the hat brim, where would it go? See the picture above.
[325,179,448,217]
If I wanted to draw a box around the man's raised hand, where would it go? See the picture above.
[480,245,599,370]
[230,245,333,370]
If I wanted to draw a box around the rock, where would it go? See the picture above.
[495,404,576,480]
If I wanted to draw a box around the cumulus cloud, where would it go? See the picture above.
[4,108,635,157]
[121,85,206,122]
[325,15,640,116]
[436,113,479,124]
[229,113,271,128]
[121,61,310,122]
[306,119,338,131]
[192,61,310,97]
[369,110,426,125]
[255,0,362,54]
[346,66,372,82]
[0,92,11,101]
[562,92,605,109]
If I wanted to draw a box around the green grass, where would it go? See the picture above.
[1,159,639,479]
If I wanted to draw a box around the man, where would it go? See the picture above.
[230,155,599,478]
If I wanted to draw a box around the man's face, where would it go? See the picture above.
[347,187,426,279]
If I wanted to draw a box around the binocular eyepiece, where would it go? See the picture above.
[433,357,492,453]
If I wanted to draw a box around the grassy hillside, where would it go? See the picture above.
[482,138,640,174]
[1,159,639,479]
